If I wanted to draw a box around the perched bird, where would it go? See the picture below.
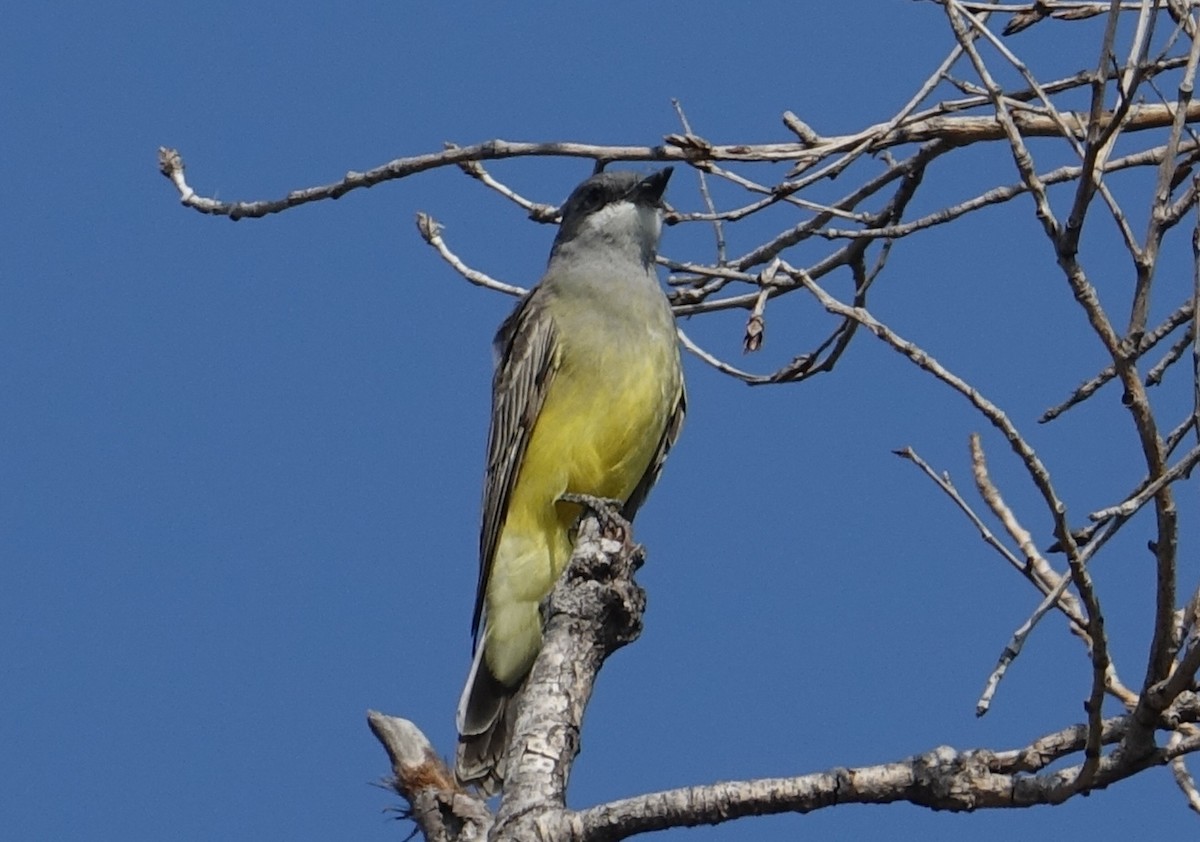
[455,168,686,793]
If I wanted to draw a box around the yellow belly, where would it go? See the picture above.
[483,347,675,684]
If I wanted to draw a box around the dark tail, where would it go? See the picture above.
[455,643,515,795]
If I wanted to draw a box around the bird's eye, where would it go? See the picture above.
[581,185,604,209]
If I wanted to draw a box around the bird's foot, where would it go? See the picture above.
[560,493,632,548]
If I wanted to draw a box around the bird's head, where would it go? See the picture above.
[550,168,673,268]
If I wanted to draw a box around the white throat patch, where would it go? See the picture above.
[580,199,662,249]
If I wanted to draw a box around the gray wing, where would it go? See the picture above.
[471,290,561,644]
[621,383,686,521]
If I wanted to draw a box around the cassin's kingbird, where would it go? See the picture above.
[455,168,686,793]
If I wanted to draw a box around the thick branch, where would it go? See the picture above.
[574,709,1200,841]
[369,511,646,841]
[492,510,647,837]
[366,712,491,842]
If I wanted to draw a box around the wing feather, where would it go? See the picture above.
[621,383,686,521]
[471,291,560,643]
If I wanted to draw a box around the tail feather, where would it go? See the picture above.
[456,642,516,795]
[455,702,511,796]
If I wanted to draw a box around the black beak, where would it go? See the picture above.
[634,167,673,204]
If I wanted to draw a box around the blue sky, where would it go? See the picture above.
[3,3,1197,840]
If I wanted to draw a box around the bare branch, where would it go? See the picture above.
[1041,299,1195,422]
[1146,323,1196,386]
[1088,442,1200,523]
[945,2,1184,741]
[366,712,491,842]
[967,433,1104,715]
[676,328,772,385]
[415,213,528,298]
[797,267,1077,565]
[894,446,1030,579]
[1194,180,1200,440]
[799,259,1119,784]
[821,140,1200,242]
[493,510,648,838]
[453,152,558,222]
[1169,741,1200,815]
[1131,9,1200,338]
[158,96,1200,220]
[670,99,727,266]
[575,712,1200,841]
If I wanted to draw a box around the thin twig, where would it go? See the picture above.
[415,213,527,297]
[1042,300,1195,422]
[1131,4,1200,337]
[1147,324,1196,386]
[452,152,558,222]
[1169,741,1200,814]
[821,140,1200,242]
[894,446,1033,585]
[672,99,727,265]
[1194,175,1200,441]
[676,327,772,385]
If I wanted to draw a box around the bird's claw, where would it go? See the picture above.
[560,493,631,546]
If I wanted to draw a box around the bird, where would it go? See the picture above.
[455,168,686,794]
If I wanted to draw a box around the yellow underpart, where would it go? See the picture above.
[483,341,675,685]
